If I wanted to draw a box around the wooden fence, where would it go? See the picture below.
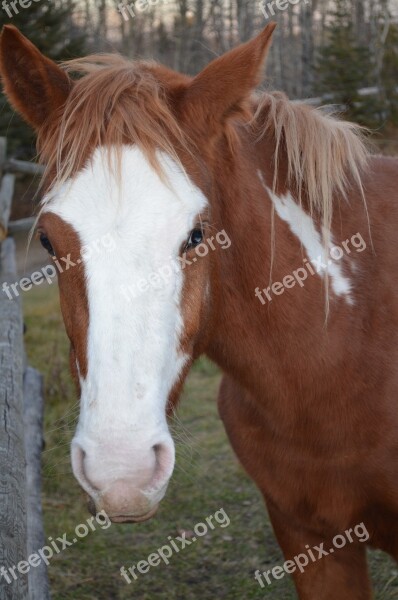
[0,137,49,600]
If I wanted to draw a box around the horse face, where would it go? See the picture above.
[38,147,210,521]
[0,24,274,521]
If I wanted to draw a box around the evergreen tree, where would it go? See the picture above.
[381,23,398,125]
[0,1,85,158]
[316,0,375,125]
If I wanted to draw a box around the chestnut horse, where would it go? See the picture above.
[2,24,398,599]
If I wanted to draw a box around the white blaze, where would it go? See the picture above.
[43,146,208,494]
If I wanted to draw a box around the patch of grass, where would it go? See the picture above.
[23,284,398,599]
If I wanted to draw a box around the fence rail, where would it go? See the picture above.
[296,84,398,107]
[0,137,49,600]
[3,159,44,177]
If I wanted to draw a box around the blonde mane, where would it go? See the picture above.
[251,91,371,316]
[253,91,370,240]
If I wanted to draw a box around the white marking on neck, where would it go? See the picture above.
[257,171,353,304]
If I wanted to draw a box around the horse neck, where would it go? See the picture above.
[206,128,340,408]
[205,132,282,386]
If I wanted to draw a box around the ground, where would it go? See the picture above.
[21,282,398,600]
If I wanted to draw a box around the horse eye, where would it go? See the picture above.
[39,233,55,257]
[186,228,203,250]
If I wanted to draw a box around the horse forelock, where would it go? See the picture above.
[37,55,192,193]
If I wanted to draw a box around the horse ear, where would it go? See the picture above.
[0,25,72,130]
[183,23,276,133]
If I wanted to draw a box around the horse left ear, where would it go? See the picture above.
[183,24,276,134]
[0,25,72,130]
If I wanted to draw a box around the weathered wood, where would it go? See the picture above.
[0,237,17,275]
[0,174,16,242]
[0,138,49,599]
[3,160,45,177]
[0,238,28,599]
[23,367,50,600]
[8,218,36,235]
[0,138,7,179]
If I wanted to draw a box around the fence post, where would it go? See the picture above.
[0,135,49,599]
[0,138,6,180]
[0,238,28,600]
[0,139,15,244]
[23,368,50,600]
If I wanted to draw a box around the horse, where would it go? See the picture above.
[1,23,398,599]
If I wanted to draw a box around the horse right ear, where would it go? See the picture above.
[0,25,72,130]
[182,24,276,136]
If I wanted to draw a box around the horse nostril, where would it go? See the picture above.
[71,442,85,477]
[153,443,161,457]
[86,494,97,516]
[71,441,98,497]
[152,443,165,465]
[150,442,175,489]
